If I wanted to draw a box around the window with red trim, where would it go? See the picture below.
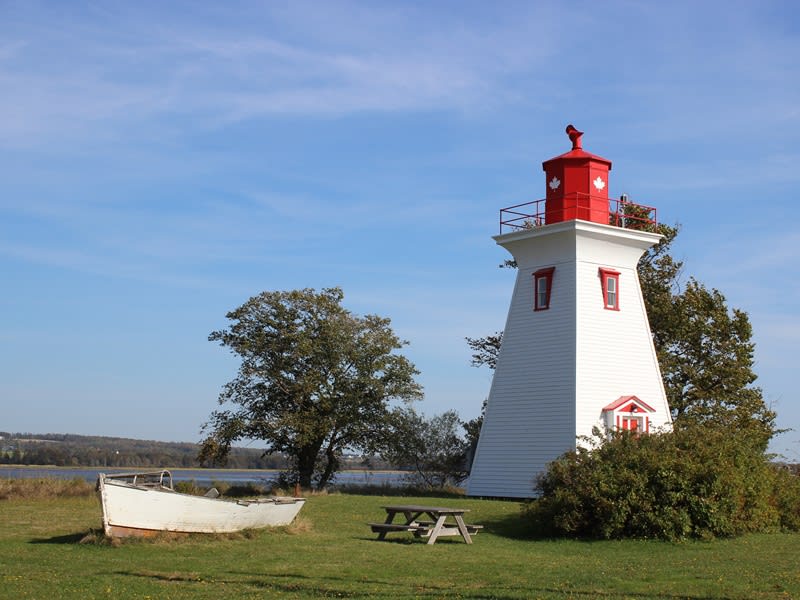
[533,267,555,311]
[599,268,620,310]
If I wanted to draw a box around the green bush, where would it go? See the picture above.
[523,424,799,540]
[0,477,94,500]
[772,465,800,531]
[173,479,204,495]
[222,483,267,497]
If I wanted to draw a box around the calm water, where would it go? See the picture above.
[0,466,407,487]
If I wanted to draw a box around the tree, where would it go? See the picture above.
[657,278,775,447]
[383,409,470,487]
[465,224,776,442]
[637,224,775,446]
[461,399,486,466]
[199,287,423,490]
[465,333,503,370]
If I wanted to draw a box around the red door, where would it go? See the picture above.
[622,417,639,431]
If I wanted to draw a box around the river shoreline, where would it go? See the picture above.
[0,465,408,487]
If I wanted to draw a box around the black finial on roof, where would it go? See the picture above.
[565,124,583,150]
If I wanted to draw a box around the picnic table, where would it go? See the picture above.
[369,504,482,545]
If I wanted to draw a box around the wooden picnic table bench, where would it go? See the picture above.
[369,504,483,545]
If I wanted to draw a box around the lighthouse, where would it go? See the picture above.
[466,126,672,499]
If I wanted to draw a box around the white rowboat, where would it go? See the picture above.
[97,470,305,538]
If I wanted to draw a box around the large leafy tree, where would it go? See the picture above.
[199,287,423,490]
[658,278,774,444]
[638,225,775,446]
[466,224,776,443]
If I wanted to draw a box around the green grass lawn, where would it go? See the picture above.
[1,491,798,599]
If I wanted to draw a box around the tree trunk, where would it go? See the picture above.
[317,444,340,490]
[296,444,319,490]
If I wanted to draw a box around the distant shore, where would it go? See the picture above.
[0,465,408,486]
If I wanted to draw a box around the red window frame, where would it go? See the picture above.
[533,267,555,311]
[599,268,620,311]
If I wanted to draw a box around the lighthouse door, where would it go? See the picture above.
[621,416,642,432]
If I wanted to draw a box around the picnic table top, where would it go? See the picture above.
[381,504,470,514]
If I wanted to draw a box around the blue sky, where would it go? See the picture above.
[1,1,798,459]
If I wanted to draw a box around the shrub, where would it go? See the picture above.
[771,465,800,531]
[0,477,94,500]
[222,483,266,497]
[524,424,799,540]
[173,480,204,495]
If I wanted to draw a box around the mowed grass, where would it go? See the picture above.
[1,484,799,599]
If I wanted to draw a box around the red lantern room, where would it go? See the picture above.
[542,124,612,225]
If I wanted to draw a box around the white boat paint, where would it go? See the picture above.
[97,470,305,537]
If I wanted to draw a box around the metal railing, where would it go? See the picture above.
[499,194,657,234]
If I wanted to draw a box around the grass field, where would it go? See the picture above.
[1,485,799,599]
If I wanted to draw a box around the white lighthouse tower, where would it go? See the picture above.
[467,125,672,499]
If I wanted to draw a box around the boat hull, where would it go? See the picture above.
[97,473,305,538]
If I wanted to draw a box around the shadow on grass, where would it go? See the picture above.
[115,568,517,599]
[477,510,540,540]
[360,533,480,545]
[29,530,98,544]
[477,512,660,545]
[333,483,466,499]
[116,569,738,600]
[362,535,417,545]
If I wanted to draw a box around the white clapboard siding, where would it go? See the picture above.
[466,220,671,499]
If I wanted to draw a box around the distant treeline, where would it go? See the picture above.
[0,432,288,469]
[0,432,391,470]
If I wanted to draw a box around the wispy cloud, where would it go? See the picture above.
[2,1,797,154]
[0,3,546,147]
